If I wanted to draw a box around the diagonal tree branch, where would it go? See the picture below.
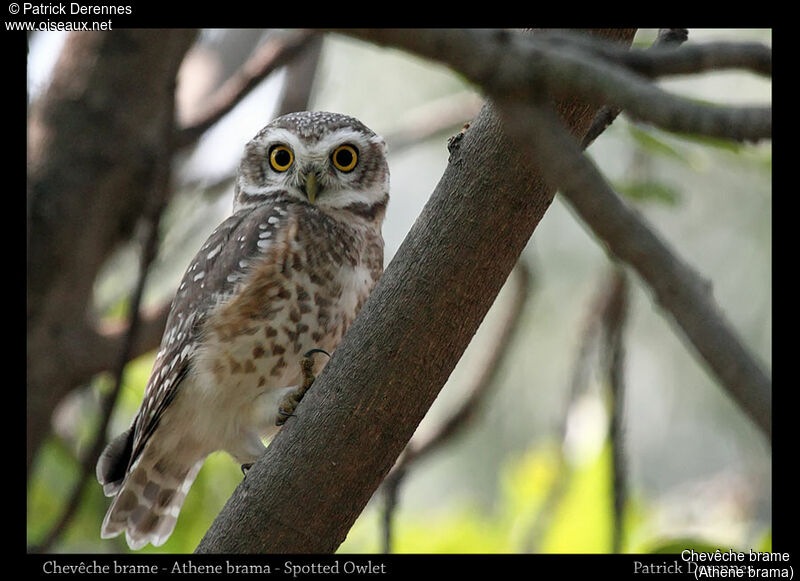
[380,260,534,552]
[339,29,770,143]
[174,30,315,149]
[335,27,772,437]
[273,32,324,117]
[195,27,638,554]
[504,99,771,438]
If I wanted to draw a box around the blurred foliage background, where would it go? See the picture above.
[27,28,772,553]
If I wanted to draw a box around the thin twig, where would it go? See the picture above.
[380,464,405,554]
[525,266,625,551]
[582,28,689,149]
[600,266,630,553]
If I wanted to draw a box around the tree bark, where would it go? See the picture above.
[27,29,197,479]
[196,28,637,554]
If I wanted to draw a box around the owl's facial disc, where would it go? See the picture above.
[235,118,388,214]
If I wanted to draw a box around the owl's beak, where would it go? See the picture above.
[302,172,319,204]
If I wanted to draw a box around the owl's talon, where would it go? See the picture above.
[304,348,330,359]
[276,390,301,425]
[275,350,331,426]
[241,463,253,475]
[275,409,296,426]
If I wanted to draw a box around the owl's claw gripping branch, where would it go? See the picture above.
[276,349,331,426]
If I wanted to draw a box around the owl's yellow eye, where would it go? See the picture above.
[331,144,358,172]
[269,145,294,172]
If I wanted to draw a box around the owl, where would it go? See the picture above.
[96,111,390,550]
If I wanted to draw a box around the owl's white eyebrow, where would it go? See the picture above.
[261,128,302,151]
[316,128,374,152]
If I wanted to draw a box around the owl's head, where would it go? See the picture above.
[234,111,389,218]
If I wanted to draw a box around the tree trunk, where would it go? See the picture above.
[27,29,197,479]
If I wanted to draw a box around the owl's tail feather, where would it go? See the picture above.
[97,432,204,550]
[97,426,134,497]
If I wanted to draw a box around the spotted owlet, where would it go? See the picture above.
[96,111,390,550]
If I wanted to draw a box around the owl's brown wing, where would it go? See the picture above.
[98,199,295,489]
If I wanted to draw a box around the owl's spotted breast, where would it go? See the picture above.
[205,197,382,345]
[183,198,384,462]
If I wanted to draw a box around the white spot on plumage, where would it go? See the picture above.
[206,243,222,260]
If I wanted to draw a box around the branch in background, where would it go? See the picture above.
[338,29,771,143]
[30,106,175,552]
[509,100,771,439]
[540,28,769,79]
[73,304,171,382]
[384,92,483,155]
[582,28,689,149]
[274,33,323,117]
[600,266,630,553]
[593,38,770,79]
[175,30,315,149]
[380,261,533,553]
[525,265,627,551]
[380,462,405,555]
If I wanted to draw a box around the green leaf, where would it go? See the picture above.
[538,444,614,553]
[626,125,690,163]
[615,179,682,206]
[670,132,745,154]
